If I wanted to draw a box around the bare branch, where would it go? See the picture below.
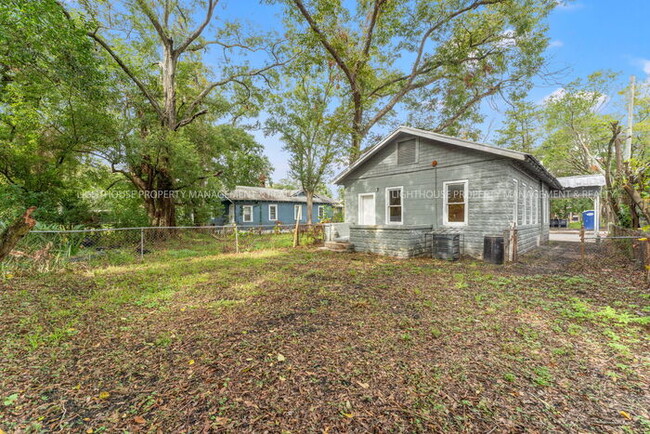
[87,31,164,119]
[174,0,218,55]
[135,0,170,46]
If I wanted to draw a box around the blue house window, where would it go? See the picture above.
[242,205,253,223]
[269,204,278,221]
[318,206,325,220]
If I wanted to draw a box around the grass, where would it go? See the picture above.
[0,244,648,432]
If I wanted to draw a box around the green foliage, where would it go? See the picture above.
[536,71,618,176]
[266,63,344,221]
[278,0,557,154]
[0,0,114,225]
[494,100,541,152]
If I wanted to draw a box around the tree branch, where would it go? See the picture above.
[174,0,218,55]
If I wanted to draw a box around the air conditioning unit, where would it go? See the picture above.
[432,234,460,260]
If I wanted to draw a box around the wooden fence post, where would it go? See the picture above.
[234,224,239,254]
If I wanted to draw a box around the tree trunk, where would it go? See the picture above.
[306,190,314,225]
[0,207,37,262]
[128,160,177,227]
[162,46,177,129]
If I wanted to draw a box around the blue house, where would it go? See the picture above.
[215,186,338,226]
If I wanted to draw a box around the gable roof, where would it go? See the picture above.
[222,186,336,204]
[333,126,562,190]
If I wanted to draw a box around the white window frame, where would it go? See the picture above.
[268,204,278,221]
[512,179,518,225]
[544,191,549,224]
[521,182,526,226]
[396,137,419,165]
[357,193,376,225]
[242,205,253,223]
[534,190,539,224]
[443,180,469,227]
[294,204,302,221]
[528,187,533,225]
[385,186,404,225]
[317,205,325,220]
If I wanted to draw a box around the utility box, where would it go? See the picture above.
[582,210,595,230]
[483,236,504,265]
[432,234,460,261]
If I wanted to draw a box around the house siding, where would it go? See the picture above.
[342,133,551,258]
[230,202,332,226]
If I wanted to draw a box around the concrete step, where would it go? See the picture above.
[324,241,354,252]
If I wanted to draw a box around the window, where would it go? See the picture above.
[385,187,403,224]
[242,205,253,223]
[294,204,302,221]
[512,179,518,225]
[317,205,326,220]
[521,182,526,225]
[268,204,278,221]
[544,192,549,224]
[528,187,533,225]
[534,190,539,224]
[443,180,468,226]
[397,138,417,165]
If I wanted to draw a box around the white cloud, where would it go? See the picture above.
[540,87,609,112]
[548,40,564,48]
[642,59,650,75]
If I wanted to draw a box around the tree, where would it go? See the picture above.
[494,99,541,152]
[60,0,286,226]
[537,71,618,177]
[266,64,344,224]
[0,0,110,225]
[278,0,557,160]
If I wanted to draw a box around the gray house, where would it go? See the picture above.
[333,126,562,258]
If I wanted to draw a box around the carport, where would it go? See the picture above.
[553,174,606,237]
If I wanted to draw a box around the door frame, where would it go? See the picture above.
[357,192,376,225]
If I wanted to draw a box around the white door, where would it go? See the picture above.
[358,194,376,225]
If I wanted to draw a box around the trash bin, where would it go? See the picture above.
[582,210,595,230]
[432,234,460,260]
[483,236,504,265]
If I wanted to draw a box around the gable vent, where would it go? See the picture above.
[397,139,417,165]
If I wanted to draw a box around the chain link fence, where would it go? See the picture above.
[2,224,325,273]
[579,228,650,283]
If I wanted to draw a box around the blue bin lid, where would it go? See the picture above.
[582,210,594,216]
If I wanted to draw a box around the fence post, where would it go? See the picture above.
[645,238,650,284]
[293,221,300,247]
[234,224,239,254]
[140,228,144,261]
[579,225,585,266]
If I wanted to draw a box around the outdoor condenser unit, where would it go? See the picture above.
[432,234,460,260]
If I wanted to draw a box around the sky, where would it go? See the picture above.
[212,0,650,185]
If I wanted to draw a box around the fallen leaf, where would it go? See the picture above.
[620,410,632,420]
[98,392,110,400]
[356,381,369,389]
[188,359,195,365]
[133,415,146,424]
[277,353,286,362]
